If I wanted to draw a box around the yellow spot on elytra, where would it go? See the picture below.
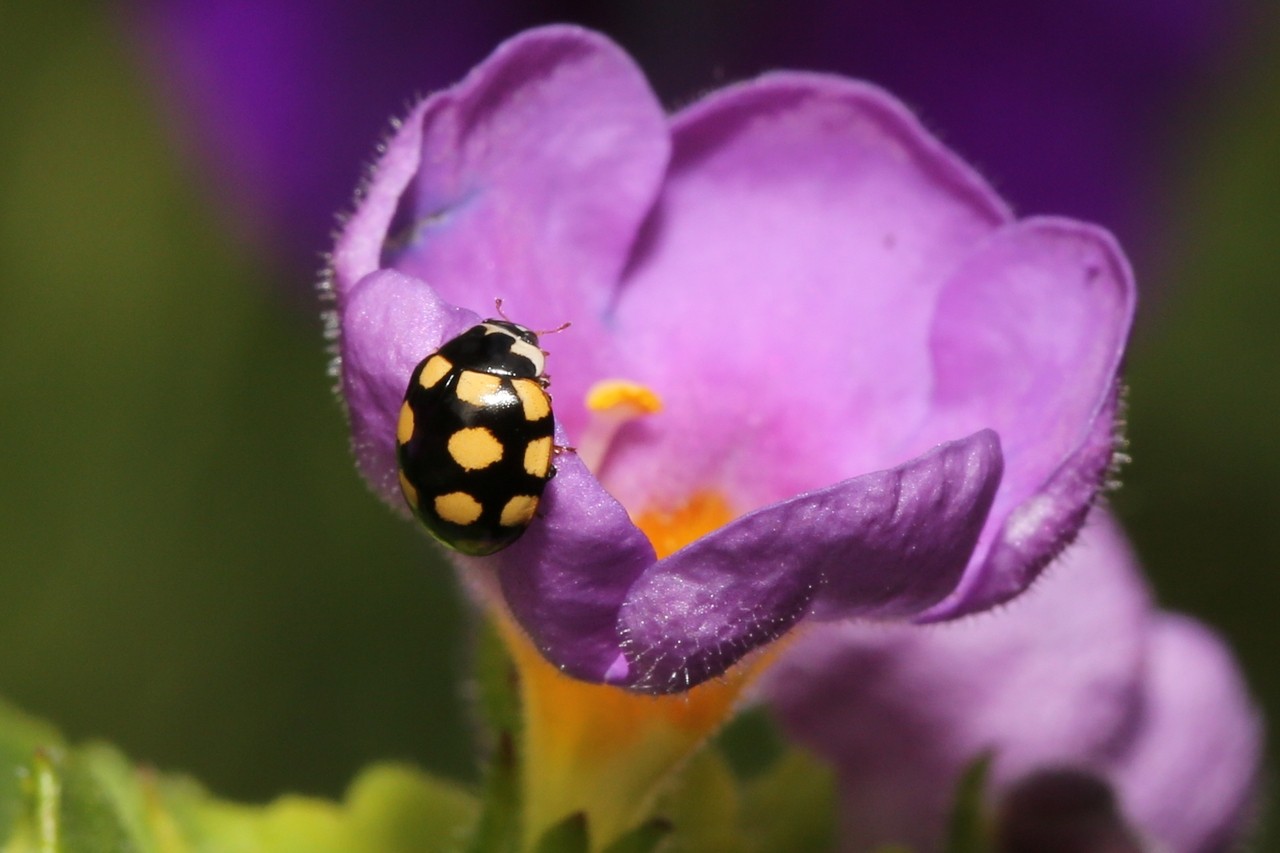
[396,402,415,445]
[397,470,419,508]
[447,427,504,471]
[513,378,551,421]
[523,436,553,477]
[418,355,452,389]
[585,379,663,415]
[632,491,736,559]
[456,370,504,405]
[433,491,482,525]
[499,494,539,527]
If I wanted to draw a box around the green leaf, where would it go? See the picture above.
[635,707,841,853]
[531,812,588,853]
[461,733,521,853]
[1,732,175,852]
[460,621,525,853]
[472,620,522,746]
[739,749,836,853]
[942,753,993,853]
[711,708,836,852]
[712,707,785,781]
[6,744,143,853]
[651,748,742,852]
[171,790,352,853]
[0,698,65,842]
[0,698,482,853]
[342,763,479,851]
[598,819,671,853]
[172,762,480,853]
[65,746,158,852]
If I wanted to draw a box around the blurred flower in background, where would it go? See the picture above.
[763,512,1262,852]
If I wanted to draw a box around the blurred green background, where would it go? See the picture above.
[0,0,1276,848]
[0,1,474,800]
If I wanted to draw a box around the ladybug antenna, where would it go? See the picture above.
[492,298,571,336]
[537,319,572,336]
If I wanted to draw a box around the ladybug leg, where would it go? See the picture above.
[546,443,577,480]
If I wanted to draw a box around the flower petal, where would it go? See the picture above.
[919,218,1135,618]
[1112,615,1262,853]
[486,442,658,683]
[613,430,1002,693]
[338,269,478,506]
[332,25,671,431]
[603,72,1010,512]
[759,512,1152,851]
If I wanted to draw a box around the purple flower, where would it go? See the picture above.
[762,512,1262,853]
[331,26,1134,693]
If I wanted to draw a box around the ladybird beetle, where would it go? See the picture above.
[395,307,567,556]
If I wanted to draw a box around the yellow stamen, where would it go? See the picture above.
[585,380,663,415]
[632,492,735,559]
[576,379,663,475]
[507,490,763,851]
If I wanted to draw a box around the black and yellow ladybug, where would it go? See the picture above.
[395,311,564,556]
